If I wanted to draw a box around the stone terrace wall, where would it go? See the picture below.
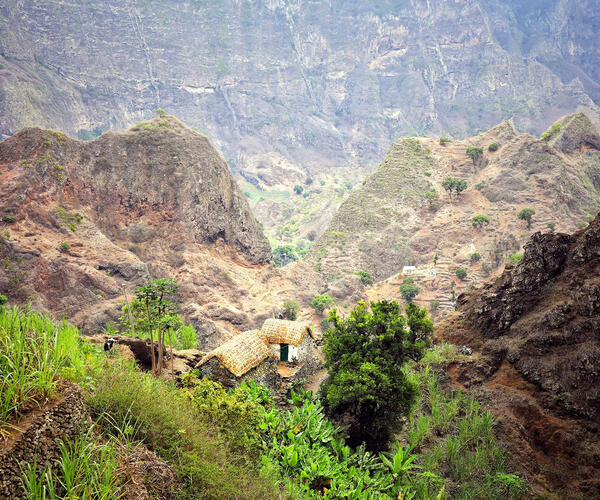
[0,382,84,499]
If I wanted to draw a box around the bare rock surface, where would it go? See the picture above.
[437,214,600,497]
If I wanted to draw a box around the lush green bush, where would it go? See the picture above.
[472,214,490,228]
[60,241,70,252]
[466,146,484,164]
[283,300,300,320]
[547,222,556,232]
[273,245,298,267]
[429,300,440,314]
[442,177,467,198]
[518,208,535,228]
[293,185,304,195]
[509,253,523,266]
[321,301,431,450]
[400,277,420,303]
[310,294,334,314]
[439,137,451,145]
[488,142,499,152]
[540,121,562,141]
[305,177,313,185]
[355,270,374,285]
[470,252,481,264]
[455,268,467,280]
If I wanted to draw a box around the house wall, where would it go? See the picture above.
[197,357,281,392]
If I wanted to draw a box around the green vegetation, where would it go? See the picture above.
[273,244,298,267]
[518,208,535,228]
[540,121,562,141]
[2,303,526,499]
[471,214,490,228]
[2,215,15,223]
[429,300,439,314]
[60,241,70,252]
[455,268,467,280]
[509,253,523,266]
[466,147,484,164]
[305,177,313,185]
[283,300,300,320]
[55,208,83,232]
[488,142,499,152]
[321,301,431,450]
[439,137,451,145]
[293,185,304,195]
[442,177,467,199]
[547,222,556,232]
[156,108,166,116]
[400,277,420,303]
[470,252,481,264]
[310,294,335,314]
[355,270,374,285]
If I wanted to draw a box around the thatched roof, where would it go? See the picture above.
[260,318,313,346]
[197,330,271,377]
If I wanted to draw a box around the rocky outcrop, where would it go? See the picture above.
[437,214,600,497]
[310,115,600,314]
[0,382,84,499]
[0,118,324,348]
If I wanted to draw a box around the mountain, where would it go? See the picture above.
[308,113,600,313]
[436,213,600,497]
[1,0,599,245]
[0,116,324,348]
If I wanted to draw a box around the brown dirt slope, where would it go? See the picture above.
[437,214,600,497]
[310,113,600,316]
[0,116,325,348]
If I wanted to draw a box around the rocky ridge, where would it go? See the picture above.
[0,116,326,348]
[436,212,600,497]
[309,113,600,315]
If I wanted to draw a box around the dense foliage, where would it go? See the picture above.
[320,300,432,450]
[311,294,335,314]
[400,277,420,302]
[355,270,374,285]
[442,177,467,198]
[466,146,483,164]
[471,214,490,228]
[273,244,299,267]
[518,208,535,228]
[283,300,301,320]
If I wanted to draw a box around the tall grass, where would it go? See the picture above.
[0,306,92,428]
[22,424,123,500]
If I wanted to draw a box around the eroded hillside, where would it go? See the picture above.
[308,113,600,314]
[0,116,325,348]
[436,213,600,497]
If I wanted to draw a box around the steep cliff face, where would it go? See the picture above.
[0,117,325,347]
[437,214,600,496]
[0,0,599,244]
[309,113,600,314]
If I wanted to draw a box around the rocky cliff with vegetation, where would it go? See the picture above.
[436,212,600,497]
[0,116,324,348]
[308,113,600,313]
[1,0,599,247]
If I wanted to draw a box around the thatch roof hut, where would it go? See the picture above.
[197,330,271,377]
[260,319,313,346]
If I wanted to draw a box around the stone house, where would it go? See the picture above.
[196,319,320,391]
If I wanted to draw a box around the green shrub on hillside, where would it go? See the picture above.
[283,300,300,320]
[273,244,298,267]
[455,268,467,280]
[355,270,374,285]
[472,214,490,228]
[466,146,484,164]
[509,253,523,266]
[540,121,562,141]
[488,142,499,152]
[470,252,481,264]
[518,208,535,228]
[442,177,467,198]
[310,294,334,314]
[293,184,304,195]
[400,277,420,303]
[439,137,451,145]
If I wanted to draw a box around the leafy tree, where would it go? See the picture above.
[156,108,166,117]
[439,137,450,145]
[293,185,304,195]
[472,214,490,228]
[466,146,484,164]
[518,208,535,228]
[311,294,334,315]
[283,301,300,321]
[272,245,298,267]
[429,299,439,314]
[399,278,419,303]
[455,268,467,280]
[305,177,313,185]
[442,177,467,199]
[355,270,374,286]
[488,142,499,152]
[134,278,179,374]
[509,253,523,266]
[321,300,431,450]
[470,252,481,264]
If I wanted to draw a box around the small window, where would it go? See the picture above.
[280,343,289,362]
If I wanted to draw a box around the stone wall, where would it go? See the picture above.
[0,382,85,499]
[197,356,281,392]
